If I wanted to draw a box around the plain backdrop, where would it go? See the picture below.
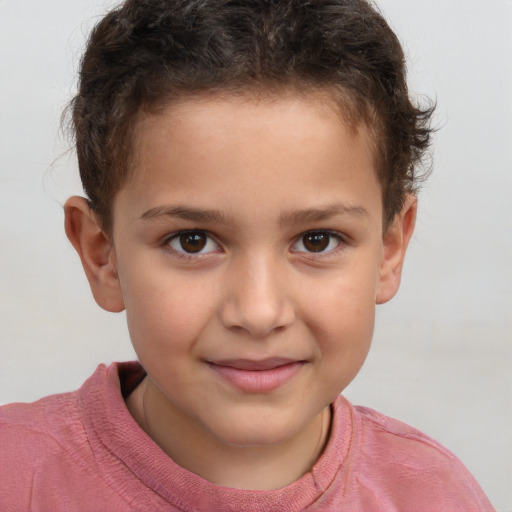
[0,0,511,510]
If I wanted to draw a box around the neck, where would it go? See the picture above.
[126,377,332,490]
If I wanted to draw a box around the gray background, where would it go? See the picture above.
[1,0,511,509]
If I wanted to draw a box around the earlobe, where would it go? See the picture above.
[376,195,417,305]
[64,196,125,313]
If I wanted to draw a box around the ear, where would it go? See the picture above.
[64,196,125,313]
[376,195,417,304]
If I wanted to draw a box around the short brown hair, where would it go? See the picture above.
[69,0,434,232]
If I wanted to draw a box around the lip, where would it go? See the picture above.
[207,358,305,393]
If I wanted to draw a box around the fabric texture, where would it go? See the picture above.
[0,362,495,512]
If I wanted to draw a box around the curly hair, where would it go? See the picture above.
[69,0,434,232]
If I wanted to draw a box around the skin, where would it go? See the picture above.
[65,92,416,490]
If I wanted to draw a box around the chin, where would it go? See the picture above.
[208,415,299,448]
[221,431,292,448]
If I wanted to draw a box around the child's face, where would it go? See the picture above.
[91,93,412,448]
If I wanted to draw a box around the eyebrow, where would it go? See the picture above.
[140,205,233,224]
[140,202,368,225]
[278,203,368,227]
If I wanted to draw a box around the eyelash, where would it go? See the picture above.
[163,229,347,259]
[290,230,346,257]
[164,230,221,259]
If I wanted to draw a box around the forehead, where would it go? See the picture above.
[133,88,375,163]
[117,92,382,226]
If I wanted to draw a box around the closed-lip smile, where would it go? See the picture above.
[210,357,302,371]
[206,357,306,393]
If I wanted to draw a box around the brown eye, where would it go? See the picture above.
[168,231,219,255]
[302,233,330,252]
[179,232,207,253]
[291,231,342,254]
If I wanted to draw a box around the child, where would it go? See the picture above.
[0,0,496,510]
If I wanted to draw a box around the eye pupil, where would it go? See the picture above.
[303,233,329,252]
[180,233,207,253]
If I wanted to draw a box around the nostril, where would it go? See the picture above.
[219,297,295,338]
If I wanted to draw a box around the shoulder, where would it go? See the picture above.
[353,404,459,461]
[334,399,495,511]
[0,388,85,458]
[0,390,87,509]
[0,363,111,454]
[353,404,471,474]
[0,364,126,511]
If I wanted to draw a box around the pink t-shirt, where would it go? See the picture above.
[0,362,495,511]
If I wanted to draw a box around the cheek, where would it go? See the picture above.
[121,271,217,355]
[313,293,375,358]
[305,271,377,378]
[305,261,378,329]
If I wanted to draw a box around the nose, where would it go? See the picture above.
[219,253,296,338]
